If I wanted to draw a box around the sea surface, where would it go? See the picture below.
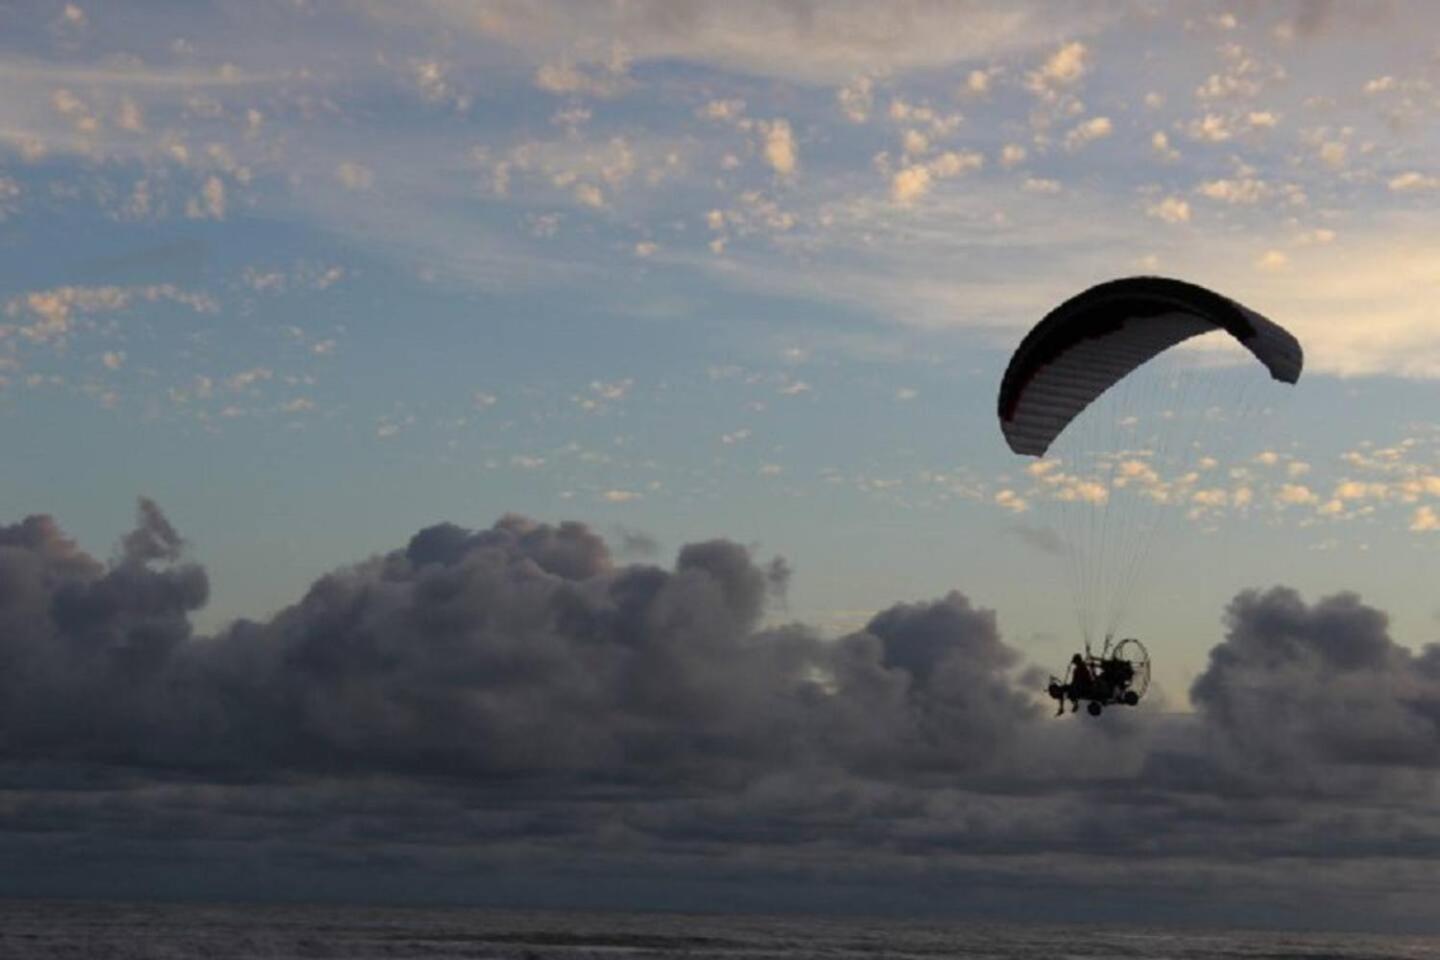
[0,899,1435,960]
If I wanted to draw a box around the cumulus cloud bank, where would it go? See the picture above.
[0,502,1038,784]
[1193,587,1440,774]
[2,501,1439,929]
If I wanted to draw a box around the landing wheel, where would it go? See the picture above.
[1087,701,1103,717]
[1122,691,1139,706]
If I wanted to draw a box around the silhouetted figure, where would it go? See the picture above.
[1057,653,1094,715]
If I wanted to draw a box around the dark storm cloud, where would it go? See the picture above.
[0,502,1037,785]
[0,501,208,765]
[1191,587,1440,772]
[8,500,1438,798]
[3,501,1440,929]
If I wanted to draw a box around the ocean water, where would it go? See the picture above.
[0,899,1435,960]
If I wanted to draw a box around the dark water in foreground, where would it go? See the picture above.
[1,900,1435,959]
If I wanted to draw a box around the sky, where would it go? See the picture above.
[3,0,1440,933]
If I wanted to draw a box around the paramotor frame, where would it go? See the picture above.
[1046,634,1150,716]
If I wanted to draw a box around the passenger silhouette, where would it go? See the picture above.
[1057,653,1093,715]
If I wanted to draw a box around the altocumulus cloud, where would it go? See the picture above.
[1,501,1439,929]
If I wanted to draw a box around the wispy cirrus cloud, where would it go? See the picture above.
[392,0,1115,86]
[5,0,1440,384]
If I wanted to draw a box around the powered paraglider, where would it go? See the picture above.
[998,276,1303,711]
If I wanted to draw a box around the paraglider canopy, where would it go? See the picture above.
[998,276,1303,457]
[995,275,1304,645]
